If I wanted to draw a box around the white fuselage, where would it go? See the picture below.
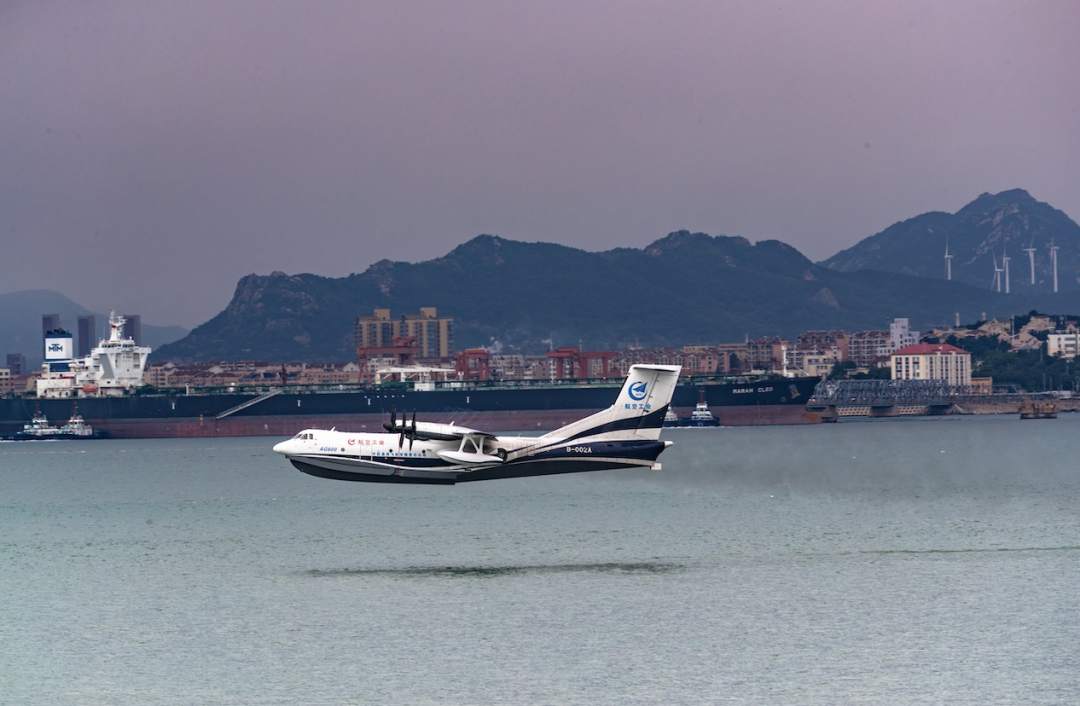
[273,429,532,468]
[272,364,682,485]
[272,426,669,485]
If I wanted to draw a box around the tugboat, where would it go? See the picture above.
[57,409,103,438]
[1019,399,1057,420]
[8,405,106,440]
[12,410,57,440]
[684,394,720,427]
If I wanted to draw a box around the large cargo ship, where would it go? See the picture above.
[0,375,821,438]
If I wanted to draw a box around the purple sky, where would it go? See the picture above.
[2,0,1078,327]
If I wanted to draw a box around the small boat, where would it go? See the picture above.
[8,406,107,440]
[12,411,57,440]
[684,396,720,427]
[1020,399,1057,420]
[57,411,102,438]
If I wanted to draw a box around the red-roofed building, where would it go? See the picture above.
[890,343,971,385]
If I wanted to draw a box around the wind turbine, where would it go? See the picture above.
[1002,247,1011,294]
[991,253,1003,293]
[1023,241,1036,285]
[944,240,953,281]
[1049,239,1060,293]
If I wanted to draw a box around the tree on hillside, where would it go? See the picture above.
[941,334,1080,391]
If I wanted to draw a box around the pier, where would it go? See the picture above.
[808,380,1072,419]
[810,379,983,418]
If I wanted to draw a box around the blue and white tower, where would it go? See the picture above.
[43,329,74,372]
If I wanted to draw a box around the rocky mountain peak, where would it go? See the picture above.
[823,189,1078,293]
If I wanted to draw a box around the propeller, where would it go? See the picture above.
[384,408,424,450]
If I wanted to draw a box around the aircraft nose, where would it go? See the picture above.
[272,440,289,455]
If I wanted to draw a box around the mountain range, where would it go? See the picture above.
[0,290,188,365]
[823,189,1079,292]
[155,189,1080,362]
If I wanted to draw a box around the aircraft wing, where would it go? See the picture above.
[387,420,494,442]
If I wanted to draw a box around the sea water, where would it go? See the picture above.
[1,415,1078,705]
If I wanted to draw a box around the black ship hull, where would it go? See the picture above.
[0,376,820,438]
[681,419,721,428]
[7,432,107,441]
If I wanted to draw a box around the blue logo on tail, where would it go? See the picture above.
[628,381,648,400]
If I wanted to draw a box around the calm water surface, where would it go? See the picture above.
[2,415,1078,705]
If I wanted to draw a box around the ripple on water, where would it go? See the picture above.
[302,561,685,578]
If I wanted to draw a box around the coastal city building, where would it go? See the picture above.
[122,314,143,346]
[886,318,920,355]
[784,347,840,377]
[140,342,768,391]
[29,305,1080,398]
[890,343,972,385]
[1048,332,1080,359]
[459,352,557,381]
[41,313,60,339]
[847,330,891,366]
[143,363,177,388]
[499,344,735,381]
[547,347,617,379]
[355,307,454,360]
[614,344,749,377]
[795,331,849,362]
[77,315,97,357]
[300,362,361,385]
[748,337,788,370]
[713,343,752,373]
[926,314,1076,352]
[0,368,11,395]
[786,319,918,371]
[455,348,493,381]
[144,361,364,389]
[6,353,26,376]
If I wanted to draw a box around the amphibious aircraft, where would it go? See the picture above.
[272,364,681,484]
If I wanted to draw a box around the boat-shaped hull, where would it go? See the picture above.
[288,439,666,485]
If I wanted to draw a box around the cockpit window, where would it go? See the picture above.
[293,432,313,440]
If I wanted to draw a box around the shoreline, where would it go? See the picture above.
[77,404,824,439]
[2,397,1073,440]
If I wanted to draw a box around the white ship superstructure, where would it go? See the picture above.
[687,400,719,426]
[36,313,151,398]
